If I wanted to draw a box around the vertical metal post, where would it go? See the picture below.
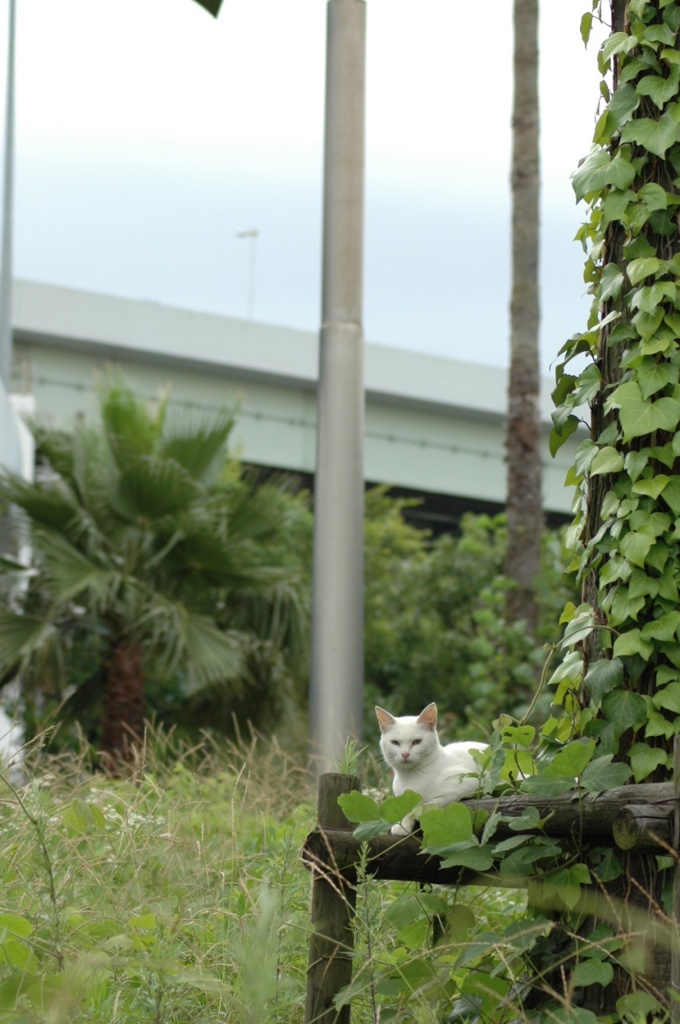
[309,0,366,774]
[0,0,15,388]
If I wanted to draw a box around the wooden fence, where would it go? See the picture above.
[301,769,680,1024]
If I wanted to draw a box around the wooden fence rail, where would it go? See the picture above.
[302,772,679,1024]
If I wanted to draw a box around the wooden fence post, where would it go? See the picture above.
[304,773,360,1024]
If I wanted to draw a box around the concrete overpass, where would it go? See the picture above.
[9,279,578,530]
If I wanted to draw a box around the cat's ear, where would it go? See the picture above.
[417,703,438,731]
[375,706,396,732]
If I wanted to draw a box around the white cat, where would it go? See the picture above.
[375,702,487,836]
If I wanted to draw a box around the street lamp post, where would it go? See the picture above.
[308,0,366,775]
[235,228,259,322]
[0,0,16,389]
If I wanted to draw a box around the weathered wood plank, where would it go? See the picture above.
[470,783,674,847]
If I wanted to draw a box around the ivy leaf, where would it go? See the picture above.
[630,742,668,782]
[337,791,382,823]
[620,110,680,158]
[580,754,632,794]
[601,689,649,732]
[619,529,655,567]
[608,82,640,126]
[612,629,654,661]
[661,476,680,515]
[572,959,615,988]
[636,67,680,109]
[645,710,675,739]
[519,775,575,797]
[641,611,680,642]
[607,380,680,441]
[637,182,669,212]
[439,847,494,872]
[584,657,624,705]
[632,307,665,341]
[590,445,624,476]
[632,475,670,500]
[572,148,636,200]
[544,739,596,779]
[637,359,678,399]
[627,255,662,284]
[599,263,625,302]
[353,819,392,841]
[420,802,473,851]
[652,680,680,713]
[616,992,663,1022]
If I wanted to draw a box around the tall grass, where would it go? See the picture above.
[0,731,315,1023]
[0,730,527,1023]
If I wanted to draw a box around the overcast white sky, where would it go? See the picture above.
[5,0,607,372]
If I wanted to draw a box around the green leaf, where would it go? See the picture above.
[607,380,680,441]
[641,610,680,642]
[616,991,662,1020]
[619,529,654,568]
[627,255,662,284]
[652,680,680,713]
[439,847,494,872]
[580,755,632,793]
[599,263,625,302]
[572,959,615,987]
[590,445,624,476]
[420,802,473,851]
[630,742,668,782]
[0,914,33,940]
[637,358,678,399]
[621,109,680,158]
[381,791,421,825]
[661,476,680,515]
[632,307,665,341]
[638,182,669,212]
[337,791,381,823]
[544,739,596,779]
[584,658,624,704]
[0,611,58,666]
[353,820,392,841]
[636,68,680,108]
[602,689,649,731]
[572,148,636,200]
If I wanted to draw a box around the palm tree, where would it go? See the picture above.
[505,0,543,635]
[0,380,310,760]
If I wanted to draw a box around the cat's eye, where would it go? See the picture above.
[411,739,422,746]
[390,740,400,747]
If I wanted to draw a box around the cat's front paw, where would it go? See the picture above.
[390,818,415,837]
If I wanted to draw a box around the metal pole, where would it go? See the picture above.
[0,0,15,388]
[235,228,259,321]
[308,0,366,774]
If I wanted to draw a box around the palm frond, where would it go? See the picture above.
[100,379,167,466]
[37,531,122,609]
[0,610,58,670]
[162,407,234,482]
[142,597,244,692]
[116,455,200,520]
[0,473,80,534]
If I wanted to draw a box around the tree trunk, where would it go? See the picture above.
[101,640,145,764]
[505,0,543,636]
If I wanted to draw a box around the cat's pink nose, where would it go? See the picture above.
[401,751,410,761]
